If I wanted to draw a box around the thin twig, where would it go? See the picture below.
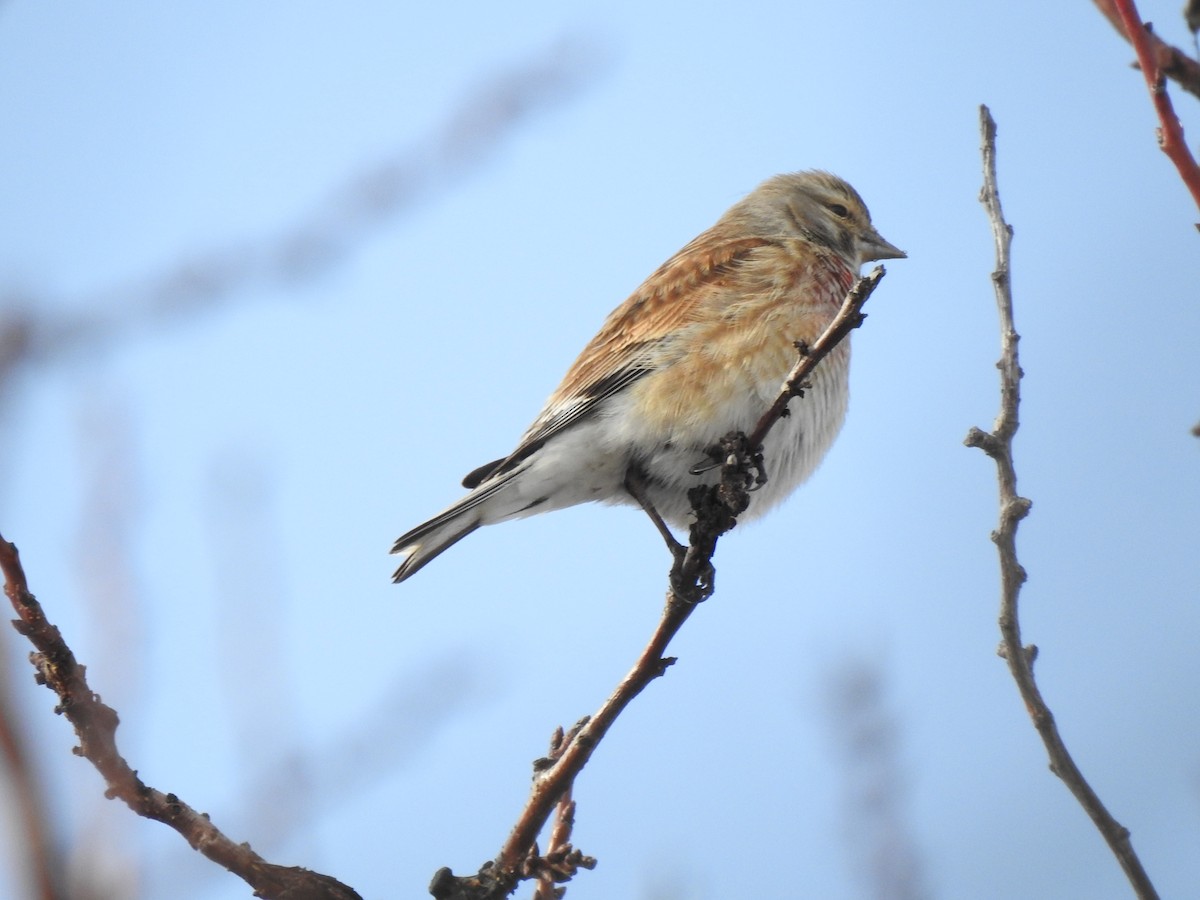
[1108,0,1200,219]
[527,781,594,900]
[0,534,363,900]
[488,596,696,888]
[1091,0,1200,98]
[965,105,1160,900]
[430,266,889,900]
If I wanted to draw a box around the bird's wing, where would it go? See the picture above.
[462,233,775,486]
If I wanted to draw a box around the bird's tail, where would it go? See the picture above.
[390,517,479,583]
[390,474,515,582]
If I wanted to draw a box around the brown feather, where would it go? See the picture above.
[518,235,774,441]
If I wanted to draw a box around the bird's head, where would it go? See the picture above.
[739,170,905,269]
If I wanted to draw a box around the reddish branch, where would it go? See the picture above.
[1094,0,1200,217]
[1119,1,1200,209]
[1092,0,1200,98]
[430,267,888,899]
[0,535,362,900]
[965,106,1160,900]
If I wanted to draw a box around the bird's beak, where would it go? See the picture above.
[862,229,906,262]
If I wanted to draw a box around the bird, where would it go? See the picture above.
[391,170,903,582]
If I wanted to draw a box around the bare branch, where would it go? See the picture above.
[0,534,363,900]
[1092,0,1200,98]
[430,266,889,899]
[965,105,1160,900]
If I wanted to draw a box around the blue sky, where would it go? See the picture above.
[2,2,1199,898]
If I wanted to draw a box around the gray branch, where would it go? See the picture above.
[965,104,1160,900]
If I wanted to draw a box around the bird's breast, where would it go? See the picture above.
[627,251,854,441]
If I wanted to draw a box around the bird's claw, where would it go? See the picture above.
[669,547,716,604]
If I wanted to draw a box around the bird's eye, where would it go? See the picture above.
[827,203,849,218]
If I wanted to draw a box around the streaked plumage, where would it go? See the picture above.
[392,171,903,582]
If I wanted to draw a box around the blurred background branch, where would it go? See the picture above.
[824,659,927,900]
[0,35,606,409]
